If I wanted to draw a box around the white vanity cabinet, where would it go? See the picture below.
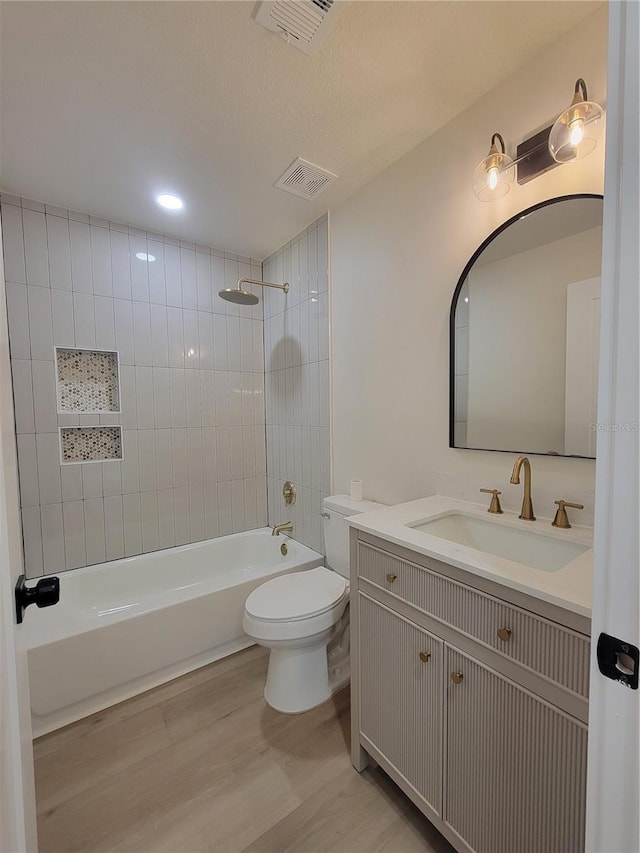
[350,530,591,853]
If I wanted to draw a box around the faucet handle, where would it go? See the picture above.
[480,488,503,514]
[552,500,584,529]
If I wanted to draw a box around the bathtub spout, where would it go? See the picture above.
[272,522,293,537]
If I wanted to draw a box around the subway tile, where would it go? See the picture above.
[130,236,150,302]
[201,371,215,427]
[198,312,213,370]
[1,203,26,283]
[84,497,106,565]
[244,477,258,530]
[104,494,125,560]
[228,372,242,426]
[167,307,184,368]
[210,255,225,316]
[68,210,89,223]
[150,304,169,367]
[36,433,62,504]
[72,292,96,349]
[196,249,212,312]
[212,313,228,370]
[32,360,58,433]
[155,429,173,490]
[23,208,49,286]
[61,463,83,502]
[185,369,201,427]
[217,482,231,536]
[89,215,109,229]
[63,500,86,569]
[51,288,75,346]
[317,219,328,293]
[241,373,254,427]
[187,428,203,485]
[157,488,175,549]
[231,479,245,533]
[169,368,186,428]
[0,193,21,207]
[171,428,188,488]
[102,460,122,496]
[110,230,132,300]
[181,247,197,309]
[148,240,166,305]
[17,434,39,507]
[69,220,93,293]
[110,221,129,235]
[94,296,116,350]
[90,225,113,296]
[44,204,68,218]
[189,484,204,541]
[22,506,43,577]
[173,486,190,545]
[229,427,243,481]
[41,503,65,573]
[132,301,152,366]
[183,309,199,368]
[118,365,137,429]
[135,365,155,429]
[114,299,135,365]
[140,490,159,552]
[27,286,53,360]
[137,429,157,491]
[214,370,229,427]
[216,427,231,482]
[252,320,264,373]
[11,360,35,433]
[317,291,329,361]
[256,476,267,527]
[242,425,256,479]
[202,427,217,483]
[122,493,142,557]
[5,284,30,359]
[203,482,219,539]
[82,462,103,499]
[121,430,139,493]
[227,316,241,371]
[165,244,182,307]
[152,367,171,429]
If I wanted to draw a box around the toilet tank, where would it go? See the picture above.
[322,494,385,579]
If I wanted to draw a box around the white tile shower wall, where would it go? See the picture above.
[263,215,330,554]
[1,196,266,577]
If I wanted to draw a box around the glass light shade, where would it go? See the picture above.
[473,151,515,202]
[549,81,604,163]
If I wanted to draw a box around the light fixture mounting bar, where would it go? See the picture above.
[515,125,559,185]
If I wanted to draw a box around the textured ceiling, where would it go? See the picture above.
[0,1,602,258]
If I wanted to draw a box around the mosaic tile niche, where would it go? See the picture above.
[56,348,120,414]
[60,426,123,464]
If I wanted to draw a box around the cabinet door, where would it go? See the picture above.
[445,645,587,853]
[359,594,443,816]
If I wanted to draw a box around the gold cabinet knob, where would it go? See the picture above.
[386,573,397,584]
[497,627,512,642]
[450,671,463,684]
[419,651,431,663]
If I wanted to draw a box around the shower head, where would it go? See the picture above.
[218,287,259,306]
[218,277,289,306]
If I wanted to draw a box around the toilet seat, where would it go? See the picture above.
[245,566,348,623]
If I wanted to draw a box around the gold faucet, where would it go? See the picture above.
[510,456,536,521]
[272,521,293,537]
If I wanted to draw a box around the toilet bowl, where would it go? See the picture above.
[243,495,383,713]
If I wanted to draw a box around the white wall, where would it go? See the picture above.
[331,8,606,522]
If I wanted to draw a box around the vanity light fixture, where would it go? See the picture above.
[548,78,604,164]
[472,133,515,202]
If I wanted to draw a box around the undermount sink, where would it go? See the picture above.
[407,513,589,572]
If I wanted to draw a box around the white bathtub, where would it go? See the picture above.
[24,528,323,736]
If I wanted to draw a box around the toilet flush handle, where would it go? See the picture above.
[319,512,330,519]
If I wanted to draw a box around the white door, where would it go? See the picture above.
[0,223,38,850]
[586,1,639,851]
[564,277,600,457]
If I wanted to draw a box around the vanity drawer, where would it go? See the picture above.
[357,541,590,699]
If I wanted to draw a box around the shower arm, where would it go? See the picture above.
[237,277,289,295]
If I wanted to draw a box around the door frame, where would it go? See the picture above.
[586,1,639,851]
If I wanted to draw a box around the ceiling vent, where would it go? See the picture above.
[275,157,338,200]
[254,0,341,55]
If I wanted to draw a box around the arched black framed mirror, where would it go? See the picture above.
[450,193,604,458]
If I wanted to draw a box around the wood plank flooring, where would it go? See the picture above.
[34,646,455,853]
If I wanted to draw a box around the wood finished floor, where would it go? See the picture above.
[34,646,455,853]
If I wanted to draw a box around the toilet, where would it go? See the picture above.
[243,494,383,713]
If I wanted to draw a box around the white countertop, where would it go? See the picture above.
[346,496,593,618]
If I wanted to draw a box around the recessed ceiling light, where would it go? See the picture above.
[136,252,156,262]
[156,193,183,211]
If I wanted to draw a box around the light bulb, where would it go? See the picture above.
[569,119,585,147]
[487,167,499,191]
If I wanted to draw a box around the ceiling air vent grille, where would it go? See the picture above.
[275,158,338,200]
[254,0,341,55]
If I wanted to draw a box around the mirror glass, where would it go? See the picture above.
[450,195,603,458]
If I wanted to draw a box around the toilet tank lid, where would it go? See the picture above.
[323,494,385,516]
